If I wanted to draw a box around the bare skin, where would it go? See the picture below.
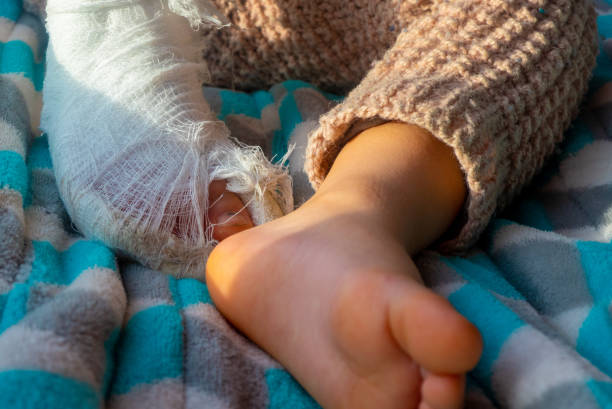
[208,179,254,241]
[207,123,483,409]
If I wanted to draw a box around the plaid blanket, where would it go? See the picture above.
[1,1,612,408]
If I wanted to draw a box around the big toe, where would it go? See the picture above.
[389,285,482,374]
[208,180,254,241]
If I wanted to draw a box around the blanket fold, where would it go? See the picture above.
[1,0,612,407]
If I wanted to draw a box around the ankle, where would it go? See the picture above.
[306,122,467,254]
[302,182,417,251]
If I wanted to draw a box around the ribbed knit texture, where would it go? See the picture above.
[200,0,598,251]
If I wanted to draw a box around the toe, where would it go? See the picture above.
[208,180,253,241]
[389,286,483,374]
[421,371,465,409]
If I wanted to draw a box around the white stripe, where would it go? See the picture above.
[543,140,612,191]
[66,267,126,321]
[108,378,184,408]
[0,325,98,386]
[492,223,572,253]
[25,205,75,251]
[431,281,465,298]
[125,298,173,320]
[0,17,15,42]
[551,305,592,347]
[555,226,608,243]
[491,325,610,408]
[0,122,27,158]
[8,16,43,61]
[185,386,231,409]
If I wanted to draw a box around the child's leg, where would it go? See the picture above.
[207,123,483,409]
[41,0,289,277]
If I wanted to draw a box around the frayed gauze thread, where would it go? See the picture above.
[41,0,293,278]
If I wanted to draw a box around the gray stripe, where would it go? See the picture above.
[0,205,25,283]
[121,263,173,303]
[583,110,612,141]
[491,240,592,315]
[0,76,31,148]
[30,168,70,225]
[593,0,612,14]
[202,87,223,116]
[465,376,498,409]
[22,288,119,386]
[26,282,63,312]
[497,295,584,344]
[538,185,612,231]
[224,114,271,155]
[269,83,288,104]
[571,185,612,228]
[416,250,468,289]
[523,382,601,409]
[183,306,270,408]
[293,88,333,121]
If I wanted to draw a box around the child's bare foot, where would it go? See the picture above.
[207,191,482,409]
[207,122,483,409]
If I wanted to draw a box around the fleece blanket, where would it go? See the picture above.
[1,1,612,408]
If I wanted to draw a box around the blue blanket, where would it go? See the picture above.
[1,0,612,407]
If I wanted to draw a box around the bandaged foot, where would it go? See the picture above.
[41,0,292,277]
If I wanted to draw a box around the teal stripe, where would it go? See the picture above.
[0,293,6,315]
[577,306,612,377]
[253,90,274,114]
[265,368,321,409]
[62,240,117,279]
[587,379,612,407]
[444,256,524,300]
[0,283,28,333]
[576,241,612,376]
[169,276,212,308]
[281,80,315,93]
[0,370,99,409]
[577,241,612,303]
[448,284,524,391]
[598,15,612,40]
[30,240,116,286]
[273,93,302,162]
[0,41,45,91]
[112,305,183,394]
[0,150,28,198]
[562,119,594,158]
[218,90,259,120]
[589,42,612,96]
[0,0,22,21]
[30,241,63,284]
[511,199,554,231]
[27,135,52,169]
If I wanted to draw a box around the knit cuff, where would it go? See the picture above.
[305,0,598,253]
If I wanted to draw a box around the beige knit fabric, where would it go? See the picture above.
[201,0,598,252]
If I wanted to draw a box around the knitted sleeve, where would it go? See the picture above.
[304,0,598,252]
